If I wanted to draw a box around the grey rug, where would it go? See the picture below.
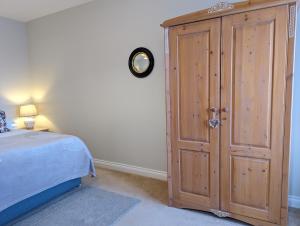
[12,186,140,226]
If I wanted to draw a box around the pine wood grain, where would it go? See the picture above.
[163,1,296,225]
[168,18,221,211]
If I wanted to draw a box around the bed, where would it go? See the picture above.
[0,129,95,225]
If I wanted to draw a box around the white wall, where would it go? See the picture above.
[0,17,30,120]
[289,14,300,207]
[27,0,238,172]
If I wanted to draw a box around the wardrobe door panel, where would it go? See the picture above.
[169,18,220,210]
[231,156,270,209]
[232,21,274,148]
[221,6,288,223]
[179,31,210,142]
[180,150,209,196]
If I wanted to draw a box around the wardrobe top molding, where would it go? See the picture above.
[161,0,298,28]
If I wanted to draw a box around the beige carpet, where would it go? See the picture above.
[84,167,300,226]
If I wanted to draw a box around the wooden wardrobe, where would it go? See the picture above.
[162,0,298,225]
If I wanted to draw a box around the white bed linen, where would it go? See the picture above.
[0,130,95,212]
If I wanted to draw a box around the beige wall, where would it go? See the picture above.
[0,17,30,121]
[28,0,243,171]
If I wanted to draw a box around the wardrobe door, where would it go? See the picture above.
[169,18,220,210]
[221,6,288,223]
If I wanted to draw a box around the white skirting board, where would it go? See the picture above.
[93,159,167,181]
[289,195,300,209]
[94,159,299,208]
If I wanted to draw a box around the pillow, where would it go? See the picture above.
[0,110,10,133]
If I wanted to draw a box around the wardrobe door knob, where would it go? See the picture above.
[222,107,229,113]
[208,107,220,129]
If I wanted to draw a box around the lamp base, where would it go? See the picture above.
[24,118,35,130]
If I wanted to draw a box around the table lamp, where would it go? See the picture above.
[20,104,38,129]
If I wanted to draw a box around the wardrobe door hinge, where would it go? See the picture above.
[289,5,296,38]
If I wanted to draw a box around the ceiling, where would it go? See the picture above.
[0,0,95,22]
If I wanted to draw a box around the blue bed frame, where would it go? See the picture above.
[0,178,81,226]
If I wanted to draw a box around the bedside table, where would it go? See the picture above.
[32,128,49,132]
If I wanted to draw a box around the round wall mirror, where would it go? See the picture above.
[129,47,154,78]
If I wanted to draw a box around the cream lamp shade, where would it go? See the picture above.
[20,104,37,117]
[19,104,38,129]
